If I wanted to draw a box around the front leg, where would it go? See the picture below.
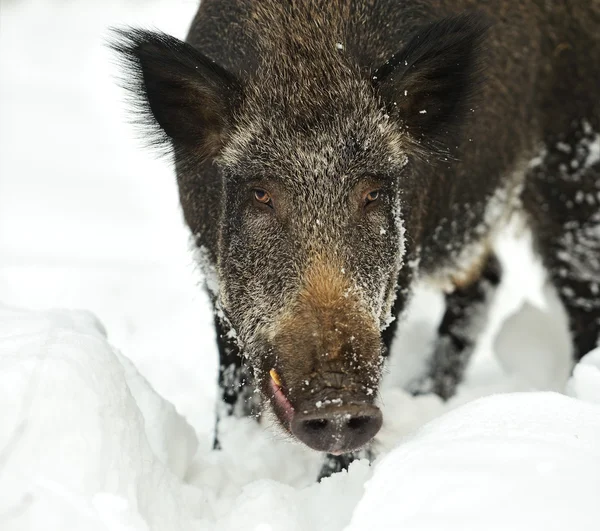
[213,315,255,449]
[422,253,502,399]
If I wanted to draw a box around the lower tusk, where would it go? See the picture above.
[270,368,282,387]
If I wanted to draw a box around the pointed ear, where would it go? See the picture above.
[111,29,241,160]
[373,14,490,143]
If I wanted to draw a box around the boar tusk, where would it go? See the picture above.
[270,368,282,387]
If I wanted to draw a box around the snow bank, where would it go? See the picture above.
[348,392,600,531]
[1,305,599,531]
[0,304,204,531]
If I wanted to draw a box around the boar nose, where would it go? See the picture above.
[291,403,382,454]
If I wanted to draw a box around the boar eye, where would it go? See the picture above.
[253,188,273,208]
[363,189,381,208]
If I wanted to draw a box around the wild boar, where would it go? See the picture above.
[113,0,600,477]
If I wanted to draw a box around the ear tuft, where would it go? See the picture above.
[373,13,491,144]
[110,28,241,160]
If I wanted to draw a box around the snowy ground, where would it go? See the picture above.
[1,1,599,530]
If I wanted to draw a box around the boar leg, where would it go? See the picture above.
[523,119,600,362]
[426,254,502,399]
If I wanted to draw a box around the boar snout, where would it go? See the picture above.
[291,402,382,454]
[265,258,384,452]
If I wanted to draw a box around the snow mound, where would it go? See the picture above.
[0,304,202,531]
[1,305,599,531]
[348,392,600,531]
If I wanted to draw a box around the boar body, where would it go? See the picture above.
[113,0,600,472]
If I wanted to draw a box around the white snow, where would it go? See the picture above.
[349,392,600,531]
[1,1,599,531]
[0,305,204,531]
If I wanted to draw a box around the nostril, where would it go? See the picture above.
[303,418,329,432]
[346,415,371,431]
[291,404,382,453]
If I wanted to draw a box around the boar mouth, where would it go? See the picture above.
[265,368,383,454]
[268,372,295,428]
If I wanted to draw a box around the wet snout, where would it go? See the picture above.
[291,402,382,454]
[269,257,384,454]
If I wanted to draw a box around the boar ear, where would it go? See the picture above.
[373,14,490,143]
[111,29,241,160]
